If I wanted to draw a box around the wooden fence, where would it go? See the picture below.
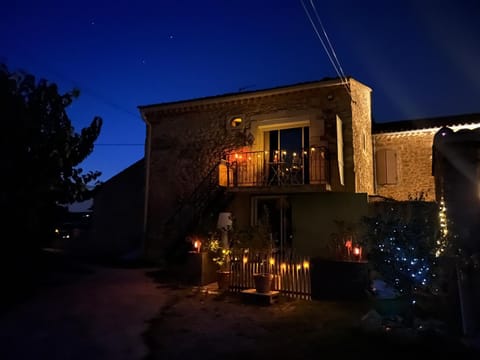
[227,250,311,300]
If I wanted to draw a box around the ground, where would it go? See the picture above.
[143,284,478,359]
[0,253,478,359]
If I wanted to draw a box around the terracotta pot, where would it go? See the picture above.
[253,273,274,293]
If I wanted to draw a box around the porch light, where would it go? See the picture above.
[230,117,243,127]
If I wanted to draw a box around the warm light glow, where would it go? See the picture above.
[54,228,59,234]
[293,152,297,157]
[269,258,275,266]
[218,161,230,187]
[193,240,202,253]
[310,147,315,151]
[230,117,243,127]
[303,261,309,269]
[353,246,362,260]
[281,263,287,271]
[296,264,302,270]
[243,256,248,264]
[436,197,449,257]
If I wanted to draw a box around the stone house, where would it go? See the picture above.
[137,78,480,263]
[139,77,373,261]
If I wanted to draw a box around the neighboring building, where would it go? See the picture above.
[79,159,145,259]
[432,125,480,254]
[372,113,480,201]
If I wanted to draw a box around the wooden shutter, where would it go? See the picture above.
[336,116,344,186]
[376,149,397,185]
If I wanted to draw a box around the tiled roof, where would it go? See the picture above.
[373,113,480,134]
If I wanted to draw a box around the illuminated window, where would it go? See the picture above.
[230,117,243,128]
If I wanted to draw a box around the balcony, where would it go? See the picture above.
[220,146,330,190]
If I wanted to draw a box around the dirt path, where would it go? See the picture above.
[0,265,169,360]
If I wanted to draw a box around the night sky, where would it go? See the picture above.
[1,0,479,182]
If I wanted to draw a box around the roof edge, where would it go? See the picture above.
[373,113,480,134]
[138,77,370,115]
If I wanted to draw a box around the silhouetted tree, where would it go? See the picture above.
[0,64,102,266]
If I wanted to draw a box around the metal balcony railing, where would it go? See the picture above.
[223,146,329,188]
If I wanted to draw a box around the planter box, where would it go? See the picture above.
[310,258,370,300]
[182,252,218,286]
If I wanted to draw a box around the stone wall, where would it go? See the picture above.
[351,80,374,194]
[373,131,436,201]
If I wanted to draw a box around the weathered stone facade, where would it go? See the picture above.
[372,113,480,201]
[373,131,436,201]
[351,81,374,194]
[139,78,373,259]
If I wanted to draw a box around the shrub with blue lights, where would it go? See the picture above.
[363,201,439,298]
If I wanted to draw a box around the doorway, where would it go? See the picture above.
[252,196,292,253]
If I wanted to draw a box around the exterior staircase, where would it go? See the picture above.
[162,161,232,261]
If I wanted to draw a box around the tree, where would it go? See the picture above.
[0,64,102,260]
[362,201,439,302]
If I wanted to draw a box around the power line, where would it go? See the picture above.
[2,46,141,121]
[309,0,348,82]
[300,0,351,97]
[95,143,144,146]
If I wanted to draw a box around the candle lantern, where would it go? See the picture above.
[353,246,362,261]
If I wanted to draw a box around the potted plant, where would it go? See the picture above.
[310,220,370,300]
[234,221,275,293]
[205,231,232,291]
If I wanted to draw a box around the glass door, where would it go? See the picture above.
[253,196,292,253]
[266,127,309,185]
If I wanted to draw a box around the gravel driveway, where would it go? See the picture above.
[0,263,169,360]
